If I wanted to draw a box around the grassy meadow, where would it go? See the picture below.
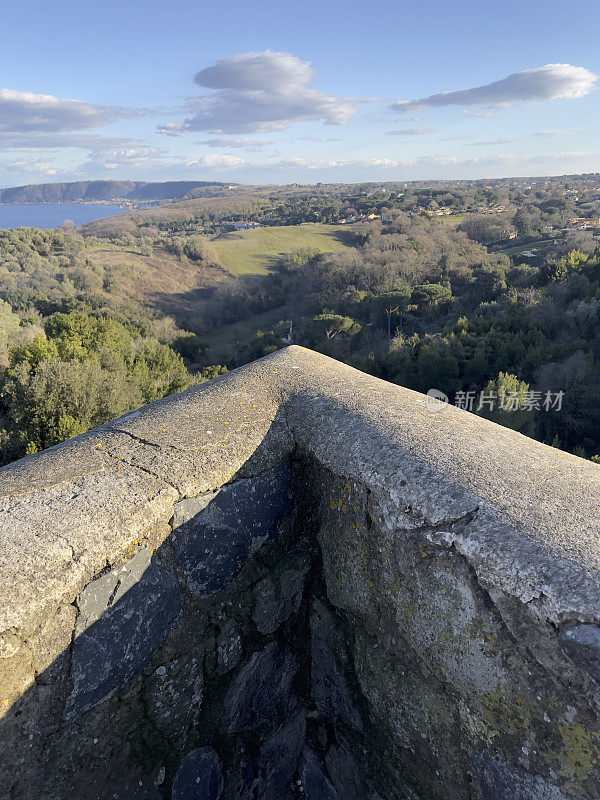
[211,223,352,275]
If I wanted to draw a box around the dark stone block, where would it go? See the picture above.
[145,648,204,750]
[252,549,312,635]
[559,623,600,683]
[256,710,306,800]
[173,463,291,597]
[310,598,363,731]
[472,752,582,800]
[64,548,182,722]
[172,746,223,800]
[220,642,298,733]
[298,747,340,800]
[68,765,164,800]
[216,621,243,676]
[221,743,254,800]
[325,744,367,800]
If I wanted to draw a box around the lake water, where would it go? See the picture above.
[0,203,125,230]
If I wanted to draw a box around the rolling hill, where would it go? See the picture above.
[0,180,238,204]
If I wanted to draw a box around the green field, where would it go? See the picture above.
[494,238,554,256]
[211,223,351,275]
[438,213,465,227]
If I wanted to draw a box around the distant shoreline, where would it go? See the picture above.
[0,202,134,230]
[0,201,141,207]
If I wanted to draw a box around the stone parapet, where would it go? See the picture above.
[1,345,600,799]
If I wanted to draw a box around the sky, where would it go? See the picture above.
[0,0,598,187]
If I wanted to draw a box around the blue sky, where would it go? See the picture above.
[0,0,598,186]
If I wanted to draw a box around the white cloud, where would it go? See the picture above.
[159,123,188,137]
[173,154,402,174]
[0,156,62,176]
[188,153,247,169]
[297,136,346,142]
[0,86,122,133]
[275,157,338,169]
[393,64,597,112]
[55,147,598,184]
[532,129,578,138]
[354,157,400,168]
[437,135,471,142]
[195,51,315,91]
[159,51,359,135]
[387,127,435,136]
[78,147,167,173]
[466,138,522,146]
[270,156,400,170]
[0,132,135,152]
[400,151,600,172]
[462,110,496,118]
[197,137,274,150]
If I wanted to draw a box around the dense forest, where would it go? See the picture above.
[0,225,228,463]
[280,219,600,459]
[1,174,600,466]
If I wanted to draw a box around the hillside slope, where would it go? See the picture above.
[0,180,236,204]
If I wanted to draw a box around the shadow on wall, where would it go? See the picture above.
[0,421,368,800]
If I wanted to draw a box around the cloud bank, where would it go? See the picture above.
[82,147,166,171]
[387,127,435,136]
[188,153,247,169]
[393,64,597,112]
[532,129,578,138]
[0,132,134,152]
[197,137,274,150]
[0,87,121,133]
[160,51,358,135]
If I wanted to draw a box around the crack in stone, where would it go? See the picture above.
[96,442,183,496]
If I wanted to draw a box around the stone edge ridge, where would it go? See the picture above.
[1,344,599,644]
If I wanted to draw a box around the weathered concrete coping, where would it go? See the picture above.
[1,345,600,645]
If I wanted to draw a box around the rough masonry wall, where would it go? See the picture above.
[309,459,600,800]
[24,459,312,799]
[0,454,375,800]
[2,346,600,800]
